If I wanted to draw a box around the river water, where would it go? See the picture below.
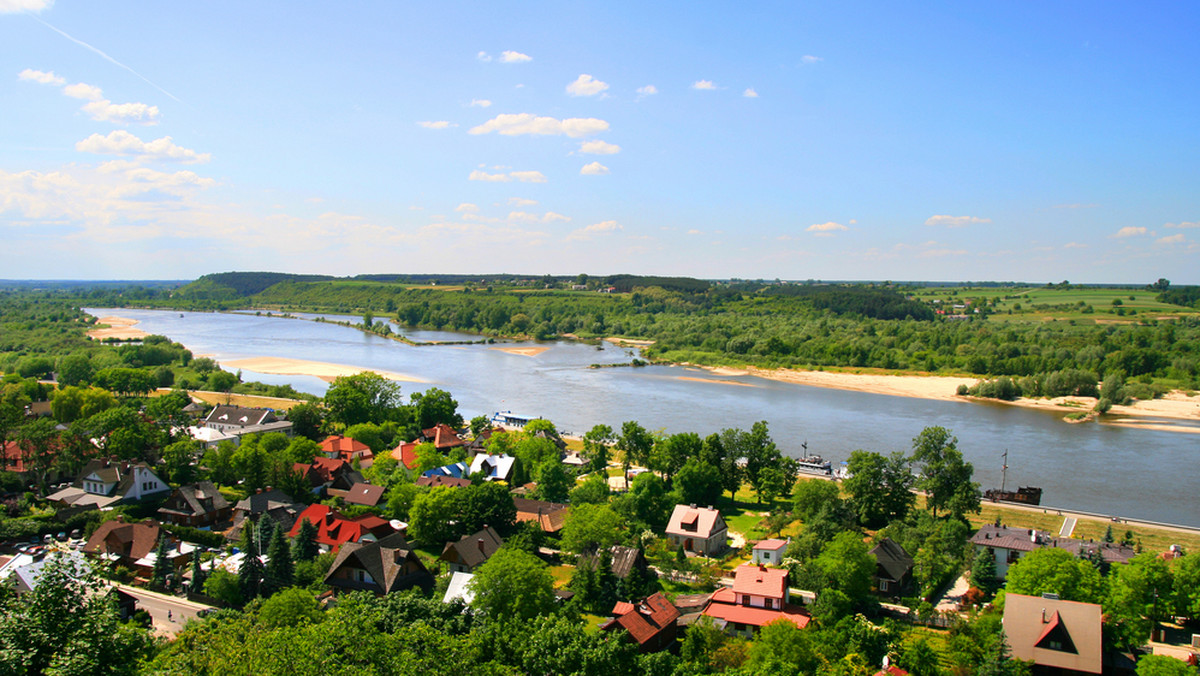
[89,308,1200,527]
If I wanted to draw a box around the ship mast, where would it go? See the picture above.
[1001,449,1009,493]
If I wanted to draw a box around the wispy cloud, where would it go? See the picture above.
[1165,220,1198,229]
[636,85,657,98]
[28,13,180,102]
[22,72,161,124]
[508,197,537,207]
[500,50,532,63]
[743,88,759,98]
[1112,226,1148,238]
[468,169,546,183]
[469,99,491,108]
[800,55,822,64]
[566,74,608,97]
[469,113,609,138]
[417,120,455,129]
[580,161,609,175]
[1156,234,1185,245]
[0,1,53,14]
[924,214,991,227]
[76,130,209,163]
[579,140,620,155]
[476,51,492,62]
[692,80,718,90]
[568,220,622,240]
[455,203,479,213]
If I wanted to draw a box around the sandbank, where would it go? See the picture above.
[222,357,426,383]
[87,315,150,340]
[605,337,656,347]
[676,375,758,388]
[490,346,551,357]
[739,365,1200,431]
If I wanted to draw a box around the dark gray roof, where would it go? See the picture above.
[441,526,504,569]
[234,488,300,514]
[159,481,230,517]
[204,405,277,427]
[585,544,647,579]
[971,524,1136,566]
[869,537,914,582]
[325,532,432,594]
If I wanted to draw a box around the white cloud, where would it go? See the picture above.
[636,85,658,96]
[18,68,64,85]
[506,210,569,224]
[508,197,537,207]
[62,82,102,100]
[417,121,455,129]
[568,220,622,240]
[82,99,160,124]
[806,221,847,236]
[476,51,492,62]
[567,74,608,97]
[1156,234,1185,244]
[0,0,53,13]
[469,99,491,108]
[692,80,717,90]
[687,229,701,235]
[75,130,210,163]
[1112,226,1148,238]
[1165,220,1199,228]
[500,50,532,63]
[579,140,620,155]
[455,203,479,213]
[469,170,510,183]
[924,214,991,227]
[580,161,609,175]
[469,113,609,138]
[1063,241,1088,249]
[743,88,758,98]
[543,211,570,223]
[469,169,546,183]
[801,55,823,64]
[509,170,547,183]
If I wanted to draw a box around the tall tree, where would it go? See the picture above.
[842,449,914,527]
[410,387,463,430]
[911,426,980,520]
[615,420,654,476]
[151,536,173,589]
[291,518,319,563]
[469,547,556,621]
[582,423,613,471]
[239,522,263,602]
[263,527,295,596]
[534,458,571,504]
[1005,548,1103,603]
[673,457,723,507]
[324,372,403,427]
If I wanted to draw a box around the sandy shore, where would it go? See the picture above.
[87,315,150,340]
[491,346,551,357]
[677,375,758,388]
[605,337,656,347]
[222,357,426,383]
[728,366,1199,432]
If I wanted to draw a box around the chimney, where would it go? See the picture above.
[1041,608,1047,623]
[256,488,262,494]
[477,538,485,553]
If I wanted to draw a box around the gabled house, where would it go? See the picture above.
[293,457,364,495]
[601,592,680,653]
[584,544,650,580]
[666,505,728,556]
[157,481,231,528]
[319,435,374,465]
[513,497,570,533]
[340,482,386,508]
[702,564,810,636]
[971,524,1136,580]
[869,538,914,596]
[440,526,504,574]
[201,405,293,442]
[1,439,65,486]
[324,532,434,595]
[391,441,420,471]
[468,453,518,483]
[421,424,466,453]
[286,504,397,553]
[422,461,470,480]
[751,539,789,566]
[83,518,162,567]
[1003,593,1103,674]
[47,460,169,509]
[226,487,303,542]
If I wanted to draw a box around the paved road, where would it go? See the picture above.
[113,584,216,637]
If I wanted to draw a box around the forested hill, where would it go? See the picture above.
[177,272,337,299]
[762,285,935,321]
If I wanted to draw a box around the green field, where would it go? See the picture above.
[912,285,1198,325]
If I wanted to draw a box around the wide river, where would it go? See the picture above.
[89,308,1199,528]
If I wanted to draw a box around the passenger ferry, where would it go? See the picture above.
[490,410,539,428]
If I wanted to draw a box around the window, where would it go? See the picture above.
[1007,550,1021,564]
[879,579,890,592]
[764,598,774,609]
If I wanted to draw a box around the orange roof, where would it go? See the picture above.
[320,435,373,462]
[604,593,680,648]
[732,564,788,600]
[422,424,464,451]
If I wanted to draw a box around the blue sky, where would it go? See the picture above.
[2,1,1198,283]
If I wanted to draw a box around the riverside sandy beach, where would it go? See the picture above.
[221,357,426,383]
[86,316,150,340]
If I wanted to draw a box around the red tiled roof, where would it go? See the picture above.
[874,667,910,676]
[422,424,464,451]
[603,593,680,648]
[392,442,419,470]
[703,601,811,629]
[613,601,635,616]
[754,539,788,552]
[320,435,373,462]
[732,564,788,600]
[287,504,393,551]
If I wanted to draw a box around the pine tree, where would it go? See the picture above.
[595,549,619,610]
[263,527,294,596]
[151,537,172,589]
[238,521,263,602]
[292,518,319,562]
[257,514,276,549]
[190,550,206,593]
[1103,525,1114,543]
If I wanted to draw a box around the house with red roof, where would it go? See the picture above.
[390,424,465,471]
[666,504,728,556]
[392,441,420,470]
[286,503,397,553]
[293,457,364,495]
[702,563,810,636]
[600,592,680,653]
[320,435,374,465]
